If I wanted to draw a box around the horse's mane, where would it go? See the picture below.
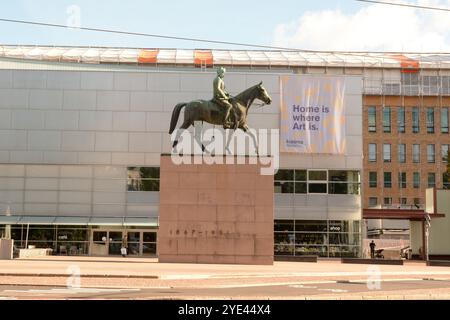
[233,84,259,106]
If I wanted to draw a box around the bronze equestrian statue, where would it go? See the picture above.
[169,67,272,153]
[212,67,237,129]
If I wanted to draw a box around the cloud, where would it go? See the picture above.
[273,0,450,52]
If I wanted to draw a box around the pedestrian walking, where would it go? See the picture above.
[370,240,376,259]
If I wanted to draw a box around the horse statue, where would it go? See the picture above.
[169,82,272,154]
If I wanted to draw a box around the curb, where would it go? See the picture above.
[0,273,159,279]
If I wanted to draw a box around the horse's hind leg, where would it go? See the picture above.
[172,120,193,151]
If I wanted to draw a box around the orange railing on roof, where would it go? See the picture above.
[194,50,213,67]
[391,54,420,73]
[138,49,159,64]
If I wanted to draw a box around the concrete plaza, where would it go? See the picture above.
[1,257,450,299]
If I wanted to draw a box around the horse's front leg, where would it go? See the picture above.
[225,129,234,155]
[242,125,259,156]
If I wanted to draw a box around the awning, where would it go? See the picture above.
[18,216,56,225]
[124,217,158,227]
[0,216,21,224]
[363,209,445,221]
[0,216,159,227]
[53,217,90,226]
[88,217,124,226]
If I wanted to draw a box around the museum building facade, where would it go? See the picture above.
[0,46,375,257]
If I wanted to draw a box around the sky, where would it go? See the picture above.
[0,0,450,52]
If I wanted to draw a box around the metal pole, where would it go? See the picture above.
[425,214,431,262]
[25,223,29,249]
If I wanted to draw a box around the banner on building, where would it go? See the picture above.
[280,75,346,154]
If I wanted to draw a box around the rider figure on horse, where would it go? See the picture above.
[213,67,237,129]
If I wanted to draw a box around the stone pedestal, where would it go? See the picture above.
[158,155,274,265]
[0,239,14,260]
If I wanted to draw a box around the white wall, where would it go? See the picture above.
[0,69,362,221]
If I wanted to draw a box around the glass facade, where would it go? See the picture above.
[8,226,158,256]
[127,167,160,191]
[274,220,361,258]
[275,169,360,195]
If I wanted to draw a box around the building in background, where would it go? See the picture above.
[0,46,449,258]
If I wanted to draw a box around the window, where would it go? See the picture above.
[127,167,160,191]
[428,173,436,188]
[402,73,419,95]
[413,198,421,208]
[384,197,392,206]
[413,144,420,163]
[427,144,435,163]
[384,172,392,188]
[383,107,391,133]
[368,106,377,132]
[275,170,360,195]
[274,220,361,258]
[308,170,327,194]
[427,108,435,133]
[442,144,449,162]
[369,172,377,188]
[383,144,391,163]
[412,107,420,133]
[399,198,407,205]
[413,172,420,189]
[274,170,308,194]
[398,172,406,189]
[398,144,406,163]
[442,107,449,134]
[274,169,294,194]
[443,173,450,190]
[294,170,308,194]
[369,144,377,162]
[328,171,360,195]
[397,107,405,133]
[368,197,378,207]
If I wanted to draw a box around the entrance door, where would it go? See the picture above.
[142,232,157,256]
[108,231,123,255]
[91,231,108,255]
[127,231,141,256]
[90,229,157,256]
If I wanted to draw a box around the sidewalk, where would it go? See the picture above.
[1,256,450,290]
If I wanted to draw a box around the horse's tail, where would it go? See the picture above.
[169,103,187,134]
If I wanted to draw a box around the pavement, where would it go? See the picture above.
[1,256,450,299]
